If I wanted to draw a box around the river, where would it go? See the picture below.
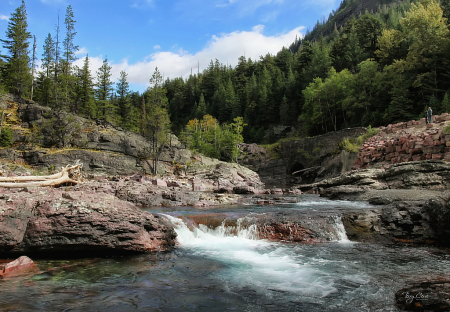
[1,195,449,311]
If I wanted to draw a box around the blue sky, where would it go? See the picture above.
[0,0,340,92]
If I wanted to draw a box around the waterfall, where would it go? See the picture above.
[332,216,352,244]
[161,214,337,298]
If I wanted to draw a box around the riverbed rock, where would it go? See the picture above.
[295,160,450,246]
[0,187,176,256]
[0,256,37,277]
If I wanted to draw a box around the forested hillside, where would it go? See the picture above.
[1,0,450,160]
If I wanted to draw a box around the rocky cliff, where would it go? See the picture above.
[239,127,365,188]
[0,94,265,194]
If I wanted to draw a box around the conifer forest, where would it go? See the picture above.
[2,0,450,160]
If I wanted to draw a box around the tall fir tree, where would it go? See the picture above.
[62,4,78,75]
[76,55,94,117]
[116,70,132,129]
[95,57,114,120]
[41,33,55,78]
[1,0,32,96]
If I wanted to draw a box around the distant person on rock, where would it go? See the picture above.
[425,110,429,124]
[427,107,433,124]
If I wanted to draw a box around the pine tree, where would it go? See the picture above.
[77,55,94,117]
[95,57,114,120]
[195,93,207,119]
[1,0,32,96]
[116,70,132,128]
[41,33,55,78]
[143,67,171,174]
[62,4,78,75]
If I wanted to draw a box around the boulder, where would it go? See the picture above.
[0,187,176,256]
[0,256,37,277]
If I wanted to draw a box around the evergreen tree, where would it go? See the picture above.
[62,4,78,74]
[195,93,207,119]
[143,67,171,174]
[76,55,95,117]
[41,33,55,78]
[0,125,14,147]
[116,70,132,129]
[1,0,32,96]
[95,57,114,120]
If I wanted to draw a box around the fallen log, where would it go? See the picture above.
[0,170,65,182]
[0,163,83,188]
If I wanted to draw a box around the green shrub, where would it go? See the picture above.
[0,126,14,147]
[443,124,450,135]
[340,126,379,153]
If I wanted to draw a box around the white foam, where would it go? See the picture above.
[162,214,337,297]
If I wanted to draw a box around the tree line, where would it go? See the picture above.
[164,0,450,141]
[1,0,450,153]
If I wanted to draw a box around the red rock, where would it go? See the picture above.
[0,256,36,276]
[410,148,423,155]
[399,137,408,144]
[423,138,434,146]
[436,115,447,122]
[432,154,444,160]
[444,152,450,159]
[412,155,422,161]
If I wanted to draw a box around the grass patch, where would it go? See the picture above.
[443,124,450,135]
[260,142,281,160]
[340,126,379,153]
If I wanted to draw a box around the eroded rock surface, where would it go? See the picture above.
[0,187,176,256]
[297,160,450,246]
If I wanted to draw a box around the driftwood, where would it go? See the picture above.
[0,163,83,188]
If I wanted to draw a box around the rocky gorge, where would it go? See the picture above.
[1,94,450,310]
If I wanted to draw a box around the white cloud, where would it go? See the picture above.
[74,25,303,91]
[75,47,88,56]
[0,15,9,21]
[153,45,161,50]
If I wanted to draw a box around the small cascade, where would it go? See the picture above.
[161,214,337,297]
[162,214,260,247]
[332,216,352,244]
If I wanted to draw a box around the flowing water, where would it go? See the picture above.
[1,195,449,311]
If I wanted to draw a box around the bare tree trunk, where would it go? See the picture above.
[0,163,82,188]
